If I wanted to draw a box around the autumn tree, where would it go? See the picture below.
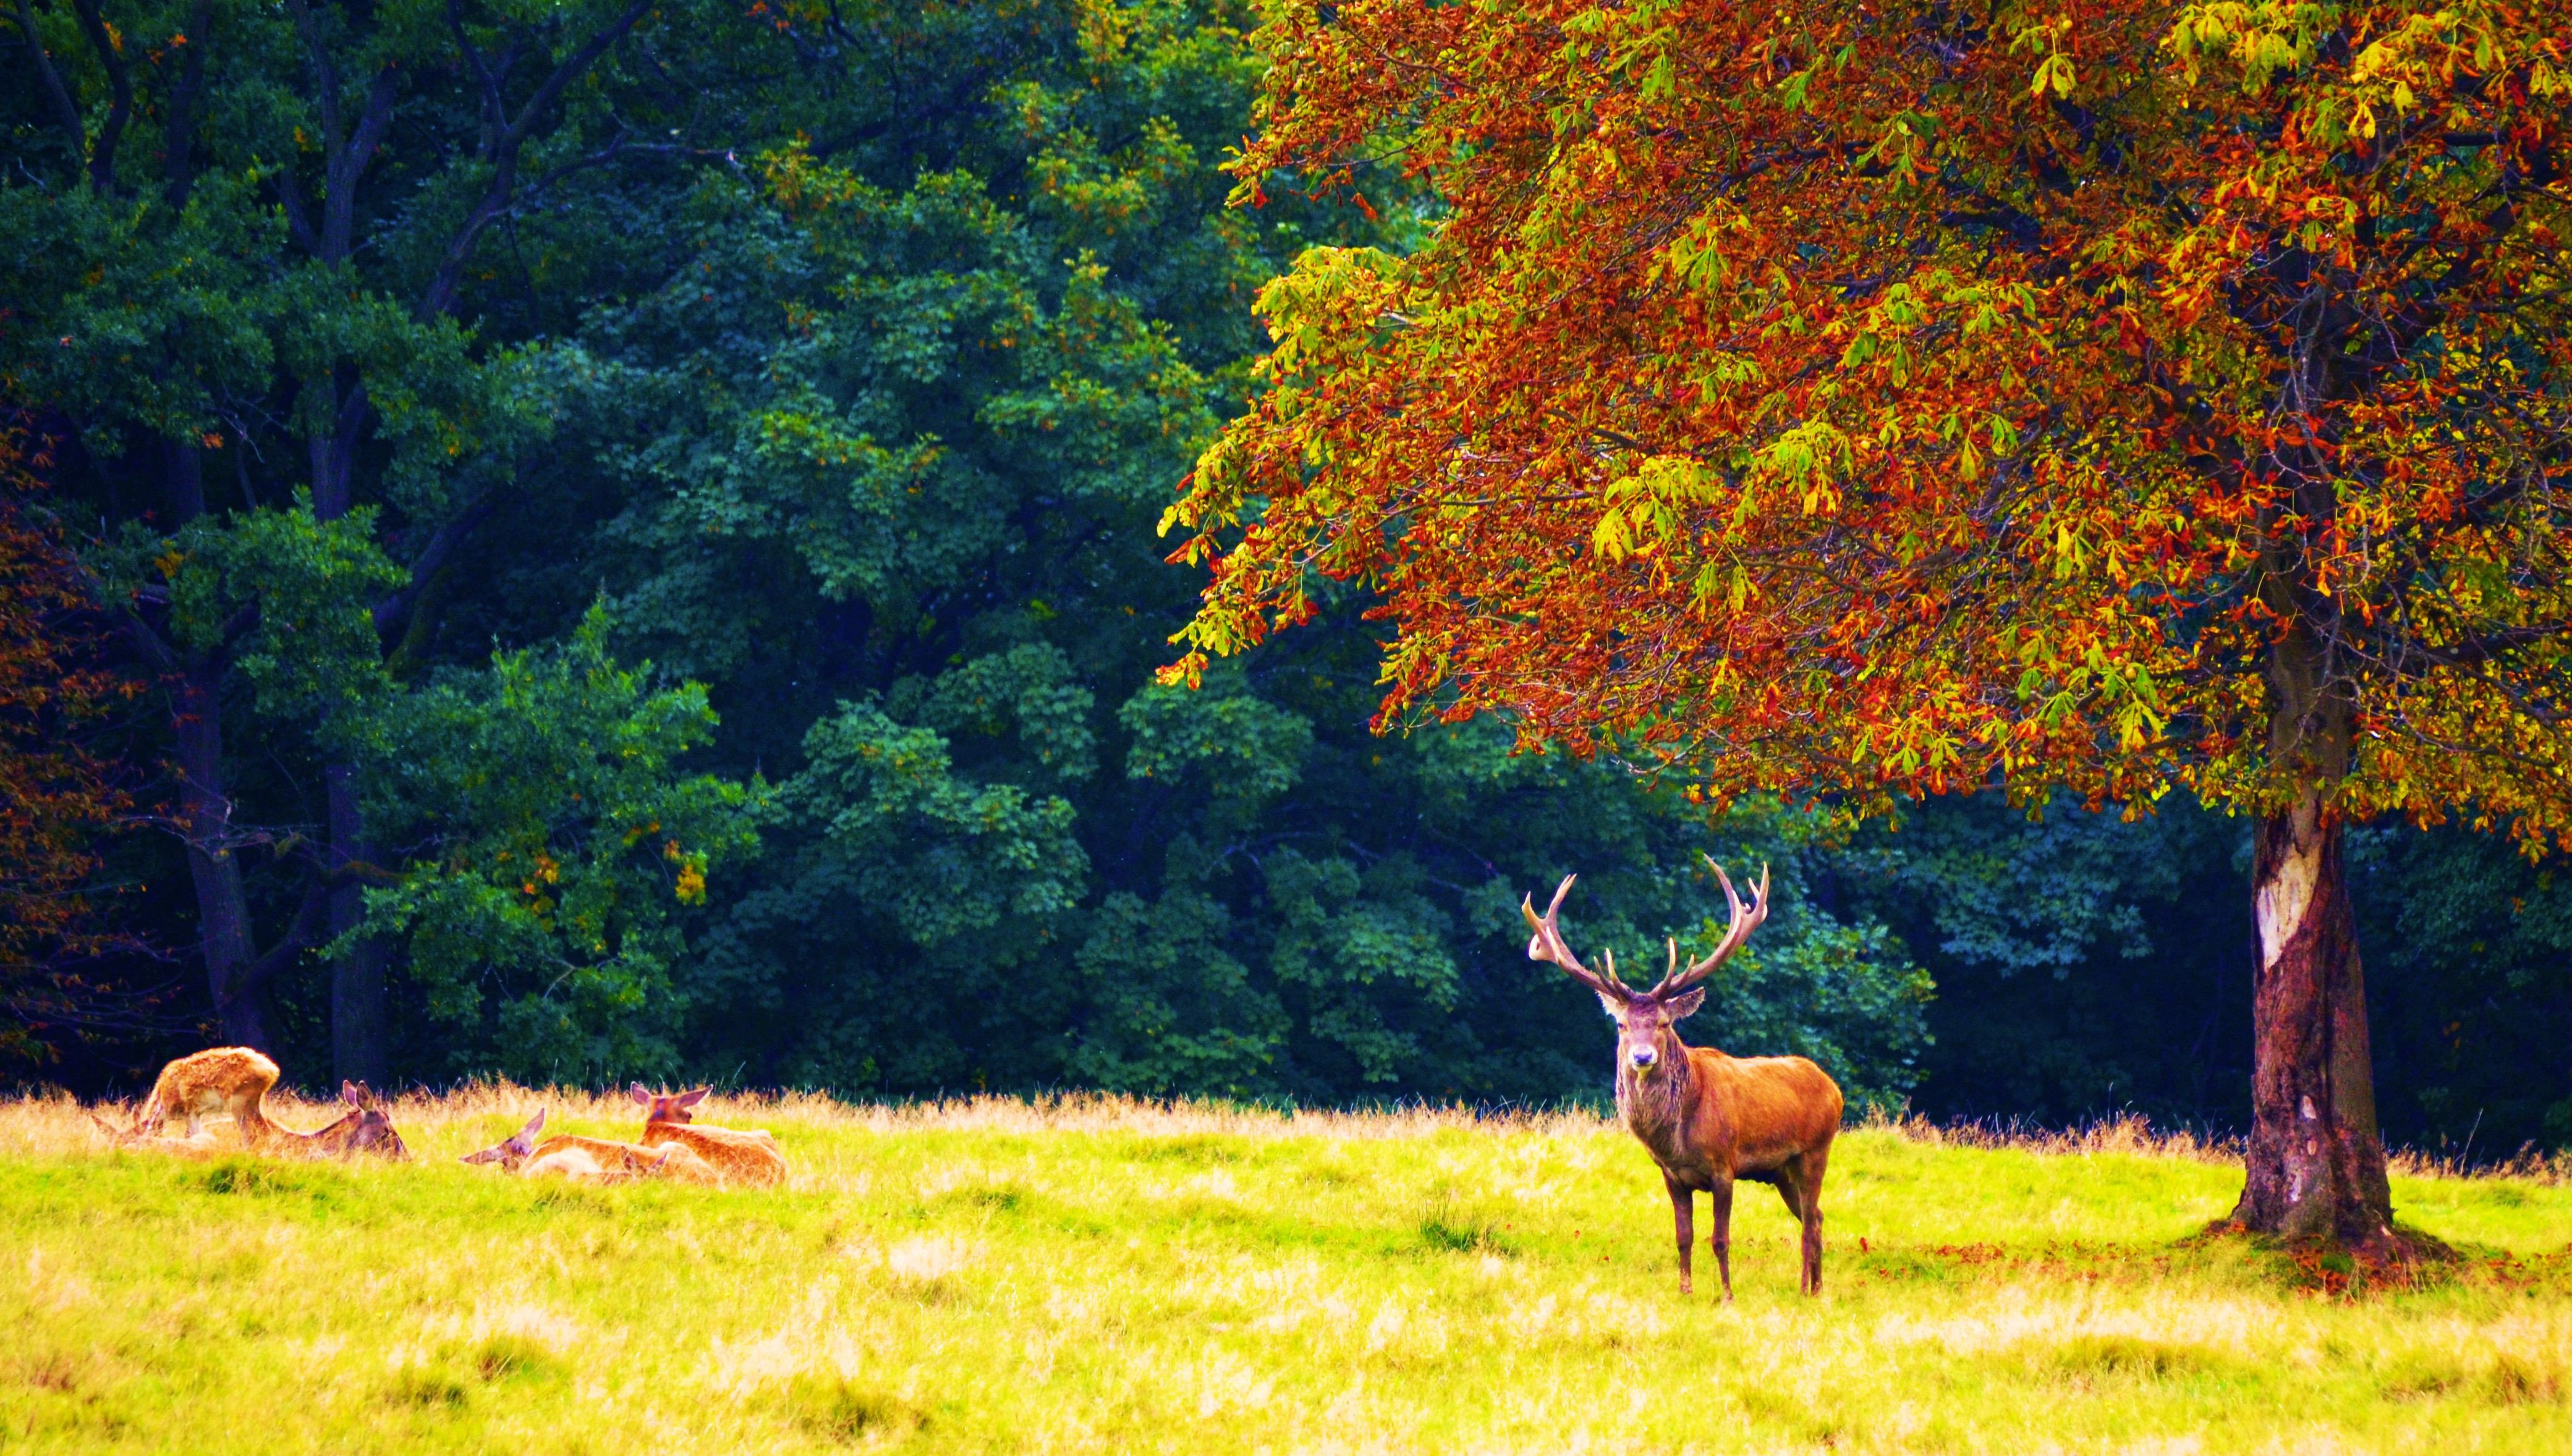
[1166,1,2572,1253]
[0,424,139,1067]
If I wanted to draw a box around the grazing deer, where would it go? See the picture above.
[462,1109,724,1185]
[631,1086,787,1187]
[119,1046,282,1142]
[96,1049,407,1159]
[1524,860,1843,1299]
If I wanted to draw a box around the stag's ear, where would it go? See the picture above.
[1595,989,1628,1020]
[1663,988,1707,1022]
[677,1087,711,1109]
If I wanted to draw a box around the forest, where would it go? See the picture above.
[2,0,2568,1166]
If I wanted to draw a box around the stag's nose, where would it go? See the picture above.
[1628,1045,1658,1069]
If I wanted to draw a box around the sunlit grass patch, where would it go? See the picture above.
[1,1090,2567,1453]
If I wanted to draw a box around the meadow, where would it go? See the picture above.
[1,1090,2566,1455]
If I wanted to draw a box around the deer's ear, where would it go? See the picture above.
[1663,988,1707,1022]
[1595,989,1628,1020]
[678,1088,711,1109]
[341,1081,365,1106]
[630,1084,651,1104]
[520,1109,546,1138]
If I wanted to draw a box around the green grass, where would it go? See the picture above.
[3,1090,2568,1454]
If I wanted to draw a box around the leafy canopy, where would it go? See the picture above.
[1166,0,2572,839]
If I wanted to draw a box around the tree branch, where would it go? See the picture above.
[66,0,130,193]
[242,876,332,989]
[417,0,652,320]
[9,0,87,171]
[372,493,498,636]
[159,0,213,207]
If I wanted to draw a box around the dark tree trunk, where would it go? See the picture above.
[326,764,389,1086]
[170,661,273,1051]
[2230,792,2399,1248]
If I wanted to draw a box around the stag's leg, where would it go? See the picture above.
[1778,1146,1830,1294]
[1665,1174,1694,1295]
[1709,1176,1736,1303]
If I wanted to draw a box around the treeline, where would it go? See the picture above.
[1,0,2564,1154]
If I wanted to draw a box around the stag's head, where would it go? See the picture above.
[461,1109,547,1170]
[1521,857,1770,1081]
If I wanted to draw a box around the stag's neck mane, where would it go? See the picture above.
[1615,1030,1697,1161]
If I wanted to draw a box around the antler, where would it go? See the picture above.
[1521,874,1631,1001]
[1650,857,1770,996]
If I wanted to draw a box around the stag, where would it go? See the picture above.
[1524,860,1843,1298]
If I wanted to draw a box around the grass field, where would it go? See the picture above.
[2,1089,2567,1455]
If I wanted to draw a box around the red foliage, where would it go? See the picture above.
[1167,1,2572,838]
[0,422,141,1064]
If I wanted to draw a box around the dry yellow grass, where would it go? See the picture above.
[2,1086,2566,1454]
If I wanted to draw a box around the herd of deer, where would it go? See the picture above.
[88,1049,787,1187]
[82,860,1835,1300]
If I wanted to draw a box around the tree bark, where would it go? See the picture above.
[169,661,273,1051]
[2230,792,2400,1248]
[326,764,389,1086]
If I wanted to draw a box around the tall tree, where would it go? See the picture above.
[1,0,722,1073]
[1166,0,2572,1253]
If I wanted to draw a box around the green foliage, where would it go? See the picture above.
[135,501,404,722]
[2356,827,2572,1159]
[350,609,757,1082]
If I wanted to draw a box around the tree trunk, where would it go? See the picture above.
[2230,791,2398,1249]
[326,764,389,1086]
[308,379,395,1086]
[170,660,273,1051]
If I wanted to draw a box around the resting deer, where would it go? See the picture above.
[632,1086,787,1187]
[274,1081,410,1160]
[1524,860,1843,1298]
[87,1114,223,1158]
[462,1109,723,1185]
[95,1048,408,1159]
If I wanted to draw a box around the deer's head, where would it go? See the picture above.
[462,1109,547,1169]
[632,1085,710,1124]
[337,1081,410,1159]
[1522,858,1769,1082]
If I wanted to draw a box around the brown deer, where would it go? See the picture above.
[274,1082,410,1161]
[632,1086,787,1187]
[95,1048,407,1159]
[86,1114,223,1158]
[462,1109,724,1185]
[117,1046,282,1142]
[1524,860,1843,1299]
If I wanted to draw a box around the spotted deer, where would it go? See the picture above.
[1524,861,1843,1298]
[462,1109,723,1185]
[632,1086,787,1187]
[114,1046,282,1142]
